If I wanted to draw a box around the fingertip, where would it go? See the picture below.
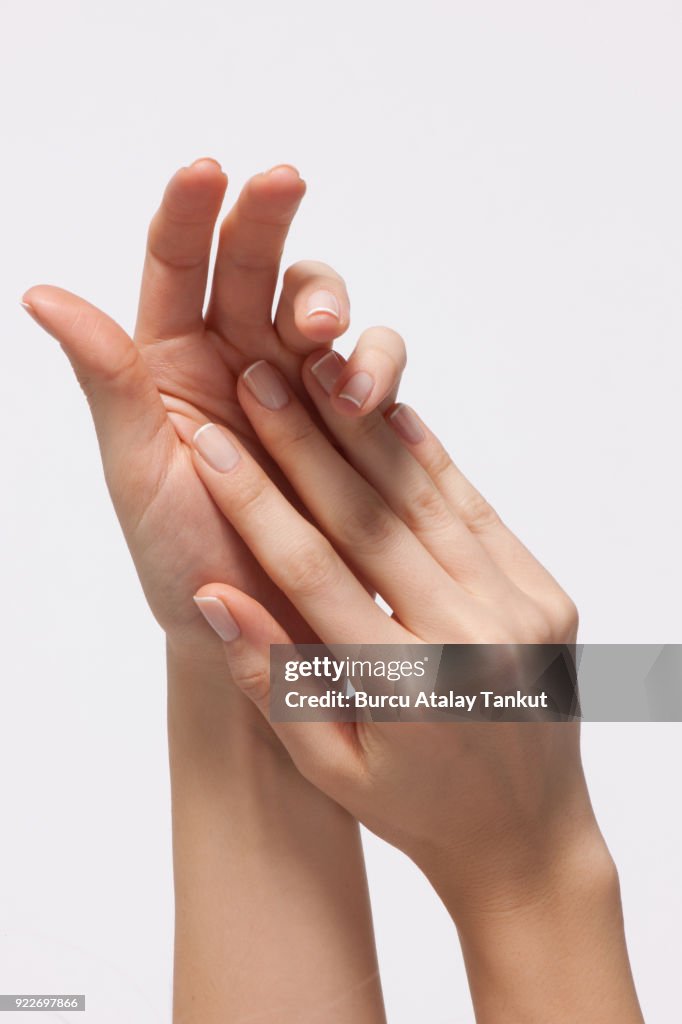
[325,325,406,417]
[170,159,228,206]
[296,288,349,345]
[386,403,427,445]
[266,163,305,185]
[189,156,226,176]
[254,164,306,201]
[192,591,241,643]
[21,284,57,311]
[304,348,347,396]
[20,285,74,334]
[331,370,378,417]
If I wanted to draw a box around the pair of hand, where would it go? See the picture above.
[24,157,642,1023]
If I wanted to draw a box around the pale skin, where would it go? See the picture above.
[186,354,645,1023]
[23,158,401,1023]
[24,158,644,1023]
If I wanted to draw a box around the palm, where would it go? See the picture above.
[27,160,342,647]
[128,321,309,642]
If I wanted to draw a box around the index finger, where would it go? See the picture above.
[135,157,227,343]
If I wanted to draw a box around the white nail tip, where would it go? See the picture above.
[305,306,340,319]
[192,596,240,643]
[338,390,363,407]
[192,422,215,445]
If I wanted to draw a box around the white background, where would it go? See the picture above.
[1,1,681,1020]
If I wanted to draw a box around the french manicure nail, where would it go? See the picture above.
[193,596,241,642]
[310,350,345,395]
[305,290,340,320]
[242,360,289,410]
[389,404,425,444]
[20,299,38,322]
[339,371,374,409]
[192,423,240,472]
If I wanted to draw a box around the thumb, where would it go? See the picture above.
[22,285,168,453]
[192,584,359,792]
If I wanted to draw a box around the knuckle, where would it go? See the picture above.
[398,484,451,534]
[357,328,407,370]
[522,605,555,644]
[458,490,500,533]
[282,261,306,289]
[358,325,404,347]
[283,539,339,598]
[336,495,397,552]
[426,441,454,483]
[352,410,387,444]
[278,413,318,452]
[231,474,269,519]
[235,661,271,706]
[228,246,282,272]
[550,593,580,641]
[284,260,345,292]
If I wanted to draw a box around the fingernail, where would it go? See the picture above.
[310,350,345,395]
[339,371,374,409]
[266,164,301,183]
[191,156,223,172]
[193,596,241,642]
[389,404,425,444]
[20,299,38,322]
[242,360,289,410]
[192,423,240,472]
[305,290,340,320]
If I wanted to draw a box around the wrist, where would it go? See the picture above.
[432,832,643,1023]
[166,636,293,776]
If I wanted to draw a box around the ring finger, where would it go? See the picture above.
[302,347,509,594]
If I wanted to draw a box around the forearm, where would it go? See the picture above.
[167,641,385,1024]
[428,833,643,1024]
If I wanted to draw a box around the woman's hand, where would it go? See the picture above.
[24,160,394,1023]
[189,352,643,1023]
[22,159,406,659]
[185,349,584,878]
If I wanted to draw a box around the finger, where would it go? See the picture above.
[206,165,306,347]
[22,286,168,449]
[235,361,477,638]
[273,260,350,354]
[135,158,228,342]
[387,403,578,626]
[21,286,174,527]
[301,350,507,592]
[192,584,363,796]
[188,422,393,643]
[323,326,407,417]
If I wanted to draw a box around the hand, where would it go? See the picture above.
[183,351,585,885]
[24,161,394,1023]
[186,354,643,1022]
[22,159,406,657]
